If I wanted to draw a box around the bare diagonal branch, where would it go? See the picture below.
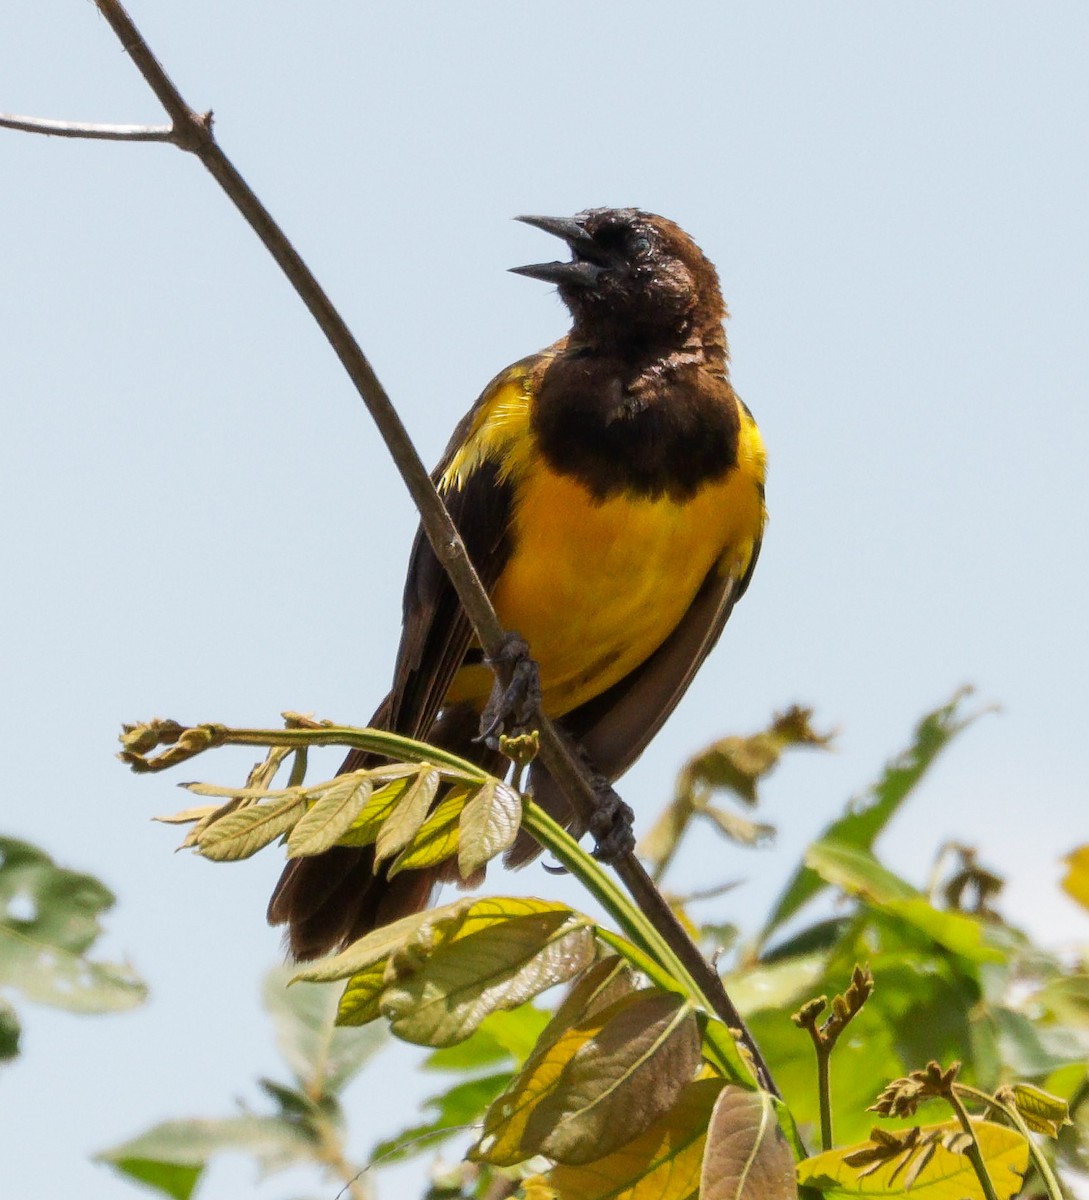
[5,0,778,1096]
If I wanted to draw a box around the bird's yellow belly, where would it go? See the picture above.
[446,462,762,717]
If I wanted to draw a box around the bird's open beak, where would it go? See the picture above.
[510,214,605,287]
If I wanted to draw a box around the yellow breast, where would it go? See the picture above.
[444,389,766,717]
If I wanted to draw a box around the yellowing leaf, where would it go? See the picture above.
[639,707,828,869]
[336,776,412,847]
[382,909,595,1048]
[1008,1083,1071,1137]
[1061,844,1089,912]
[285,773,373,858]
[182,782,301,800]
[547,956,635,1037]
[293,897,479,984]
[335,959,389,1027]
[796,1119,1029,1199]
[294,896,592,1050]
[196,795,306,861]
[547,1076,726,1199]
[296,896,579,985]
[522,1177,559,1200]
[153,805,220,825]
[476,990,700,1167]
[701,1086,796,1200]
[388,786,473,875]
[458,778,522,877]
[682,707,831,806]
[374,767,440,866]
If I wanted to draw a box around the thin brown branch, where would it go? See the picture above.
[36,0,777,1095]
[0,113,175,141]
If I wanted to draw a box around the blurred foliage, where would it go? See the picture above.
[0,695,1057,1196]
[99,965,386,1199]
[0,835,146,1063]
[93,690,1089,1198]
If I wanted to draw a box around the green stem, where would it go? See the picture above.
[946,1087,1001,1200]
[287,747,308,788]
[522,800,754,1086]
[126,716,769,1087]
[816,1046,833,1152]
[594,927,679,993]
[594,924,746,1080]
[128,722,489,780]
[314,1111,369,1200]
[521,802,701,987]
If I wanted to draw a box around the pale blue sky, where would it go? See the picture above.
[2,4,1088,1197]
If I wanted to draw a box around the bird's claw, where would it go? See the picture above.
[588,777,636,863]
[476,632,542,749]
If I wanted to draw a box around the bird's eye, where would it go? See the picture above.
[631,235,651,256]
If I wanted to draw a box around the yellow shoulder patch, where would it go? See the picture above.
[439,357,549,495]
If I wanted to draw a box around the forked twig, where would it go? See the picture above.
[0,114,174,140]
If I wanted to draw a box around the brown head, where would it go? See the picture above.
[511,208,727,362]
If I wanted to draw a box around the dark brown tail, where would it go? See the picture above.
[267,703,505,960]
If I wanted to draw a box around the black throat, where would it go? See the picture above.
[531,344,739,503]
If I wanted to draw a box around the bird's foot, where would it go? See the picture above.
[588,776,636,863]
[476,632,541,749]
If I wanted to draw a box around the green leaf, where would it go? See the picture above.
[98,1115,318,1196]
[196,795,306,861]
[859,955,977,1085]
[1042,1061,1089,1105]
[0,836,147,1013]
[286,773,374,858]
[423,1005,553,1073]
[458,777,522,877]
[701,1086,797,1199]
[1034,973,1089,1031]
[761,689,984,945]
[106,1158,202,1200]
[262,965,384,1095]
[726,954,826,1016]
[0,997,20,1061]
[374,766,441,866]
[335,959,390,1028]
[804,841,1002,964]
[761,917,854,962]
[371,1072,513,1165]
[987,1005,1081,1077]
